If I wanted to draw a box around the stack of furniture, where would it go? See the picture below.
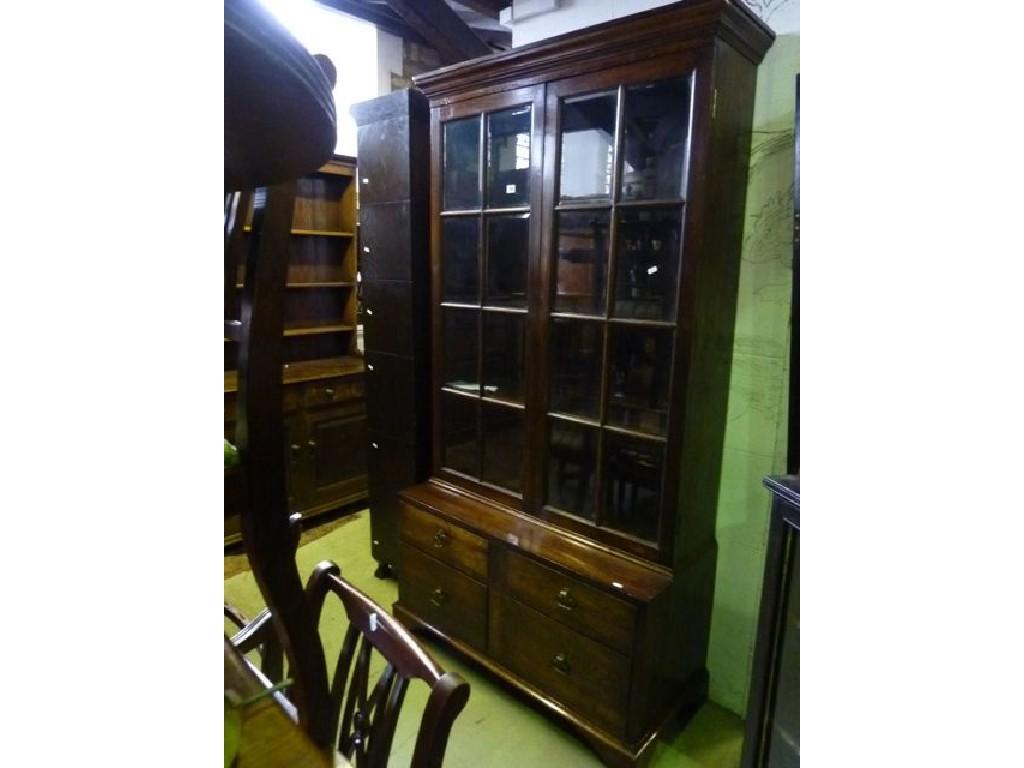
[393,2,774,766]
[351,90,432,577]
[225,155,368,545]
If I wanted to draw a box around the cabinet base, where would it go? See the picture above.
[394,602,707,768]
[373,561,394,579]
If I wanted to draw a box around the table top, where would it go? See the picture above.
[225,639,350,768]
[225,0,336,190]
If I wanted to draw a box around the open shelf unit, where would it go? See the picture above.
[225,155,367,545]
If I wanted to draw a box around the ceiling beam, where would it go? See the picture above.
[315,0,429,47]
[451,0,510,19]
[384,0,492,64]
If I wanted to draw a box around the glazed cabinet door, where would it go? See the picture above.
[432,86,546,509]
[537,66,696,562]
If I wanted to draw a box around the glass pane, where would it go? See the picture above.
[443,117,481,210]
[443,308,478,394]
[485,214,529,307]
[554,210,609,315]
[482,312,525,403]
[620,78,690,201]
[613,208,682,321]
[549,318,602,419]
[482,402,523,493]
[603,433,663,542]
[607,325,673,435]
[442,217,480,303]
[546,418,598,520]
[559,91,617,203]
[487,107,531,208]
[442,392,478,477]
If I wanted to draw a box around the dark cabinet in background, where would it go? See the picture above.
[351,90,432,576]
[742,475,800,768]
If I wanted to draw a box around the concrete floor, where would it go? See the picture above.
[224,510,745,767]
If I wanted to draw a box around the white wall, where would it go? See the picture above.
[258,0,379,155]
[504,0,799,46]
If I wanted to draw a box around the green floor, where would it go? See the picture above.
[224,510,745,767]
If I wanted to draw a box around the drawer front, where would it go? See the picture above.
[356,118,410,205]
[503,549,637,656]
[304,375,365,409]
[399,543,487,651]
[364,352,417,437]
[359,203,412,282]
[367,432,419,568]
[400,502,487,580]
[362,280,414,357]
[491,594,630,738]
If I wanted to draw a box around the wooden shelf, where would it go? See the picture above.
[283,324,354,337]
[242,226,353,237]
[235,282,355,289]
[225,355,364,392]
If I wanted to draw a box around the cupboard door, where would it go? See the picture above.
[435,88,544,507]
[540,73,694,557]
[303,403,368,511]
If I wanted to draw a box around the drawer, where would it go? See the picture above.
[359,202,417,282]
[304,376,365,409]
[355,118,411,205]
[399,543,487,651]
[503,549,637,656]
[400,502,487,580]
[362,281,413,357]
[226,384,303,420]
[491,593,630,738]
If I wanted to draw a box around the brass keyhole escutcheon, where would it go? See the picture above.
[556,587,576,611]
[430,588,446,607]
[552,653,570,675]
[432,529,450,548]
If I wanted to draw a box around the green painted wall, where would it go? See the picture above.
[706,33,800,716]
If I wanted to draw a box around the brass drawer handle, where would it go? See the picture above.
[307,439,317,449]
[551,653,570,675]
[556,588,577,611]
[324,387,335,397]
[430,588,446,607]
[432,529,450,548]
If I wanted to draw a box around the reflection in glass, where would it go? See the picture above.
[613,208,682,321]
[442,217,480,303]
[607,326,673,435]
[442,392,478,477]
[487,107,531,208]
[483,312,525,403]
[485,214,529,307]
[559,91,617,202]
[546,418,598,520]
[443,309,478,393]
[554,210,609,315]
[620,78,690,201]
[549,318,602,419]
[603,433,662,542]
[444,117,481,210]
[482,402,523,493]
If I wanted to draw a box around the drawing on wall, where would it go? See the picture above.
[744,0,797,25]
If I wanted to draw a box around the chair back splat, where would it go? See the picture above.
[307,562,471,768]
